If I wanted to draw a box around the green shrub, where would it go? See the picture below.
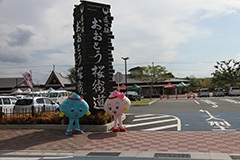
[0,111,113,125]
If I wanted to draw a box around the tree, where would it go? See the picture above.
[67,67,77,86]
[212,59,240,88]
[131,65,174,96]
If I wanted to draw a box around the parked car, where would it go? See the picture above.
[125,91,141,101]
[228,86,240,96]
[198,88,210,97]
[212,88,225,97]
[26,90,49,98]
[13,97,59,114]
[0,96,18,114]
[48,90,69,104]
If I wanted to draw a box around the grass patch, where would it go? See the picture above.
[131,99,155,106]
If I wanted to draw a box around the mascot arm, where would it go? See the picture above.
[59,112,65,117]
[86,110,91,116]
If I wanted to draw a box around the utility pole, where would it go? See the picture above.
[121,57,129,94]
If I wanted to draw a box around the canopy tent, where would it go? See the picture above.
[176,81,188,95]
[10,89,23,95]
[163,82,175,89]
[22,88,31,94]
[163,82,176,97]
[47,87,55,91]
[176,82,188,88]
[130,84,141,90]
[118,84,127,91]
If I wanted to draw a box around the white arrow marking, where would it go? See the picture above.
[200,99,218,108]
[200,109,231,130]
[199,109,225,121]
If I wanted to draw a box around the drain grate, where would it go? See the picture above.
[87,152,121,157]
[231,155,240,160]
[154,153,191,159]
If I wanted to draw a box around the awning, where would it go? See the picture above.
[164,82,175,89]
[10,89,23,95]
[130,84,141,90]
[118,84,127,90]
[176,82,188,88]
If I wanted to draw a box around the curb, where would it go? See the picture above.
[0,150,236,160]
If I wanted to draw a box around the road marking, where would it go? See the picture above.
[200,99,218,108]
[133,115,172,122]
[142,124,179,131]
[134,114,156,118]
[221,99,240,104]
[199,109,231,131]
[125,119,177,128]
[194,100,200,104]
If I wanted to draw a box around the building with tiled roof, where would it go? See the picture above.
[45,70,74,91]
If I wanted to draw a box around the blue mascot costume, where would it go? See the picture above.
[60,93,90,136]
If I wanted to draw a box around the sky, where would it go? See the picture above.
[1,0,240,84]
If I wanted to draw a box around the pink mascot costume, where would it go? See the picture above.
[104,90,131,132]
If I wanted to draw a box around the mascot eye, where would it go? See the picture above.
[71,108,74,112]
[79,109,82,112]
[116,106,119,110]
[108,107,112,111]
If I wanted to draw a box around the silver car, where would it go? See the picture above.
[228,86,240,96]
[13,97,59,114]
[198,88,210,97]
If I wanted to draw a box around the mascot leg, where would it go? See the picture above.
[118,114,126,132]
[75,119,84,134]
[112,116,119,132]
[66,118,74,135]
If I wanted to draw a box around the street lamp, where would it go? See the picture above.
[121,57,129,94]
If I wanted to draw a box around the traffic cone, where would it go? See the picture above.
[193,94,195,99]
[176,95,178,99]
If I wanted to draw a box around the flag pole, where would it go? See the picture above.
[30,70,34,116]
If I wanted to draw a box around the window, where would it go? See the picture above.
[16,99,33,105]
[36,98,44,104]
[10,98,17,104]
[45,98,53,104]
[3,98,10,105]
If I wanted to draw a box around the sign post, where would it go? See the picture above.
[73,1,115,110]
[114,72,123,91]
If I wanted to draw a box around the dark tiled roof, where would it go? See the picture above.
[0,77,24,88]
[45,70,71,87]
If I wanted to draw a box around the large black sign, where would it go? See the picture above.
[73,1,114,108]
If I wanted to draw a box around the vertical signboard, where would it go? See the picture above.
[73,1,114,108]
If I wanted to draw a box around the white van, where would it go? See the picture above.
[0,96,18,114]
[26,90,49,98]
[48,90,69,104]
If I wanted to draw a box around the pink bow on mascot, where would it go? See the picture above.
[104,90,131,132]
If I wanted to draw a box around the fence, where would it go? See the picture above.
[0,106,59,119]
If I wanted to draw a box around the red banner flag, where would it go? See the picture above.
[22,71,33,91]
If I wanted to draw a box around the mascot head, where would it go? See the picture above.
[104,90,131,116]
[60,93,89,118]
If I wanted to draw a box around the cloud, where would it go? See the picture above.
[7,24,35,47]
[0,0,240,83]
